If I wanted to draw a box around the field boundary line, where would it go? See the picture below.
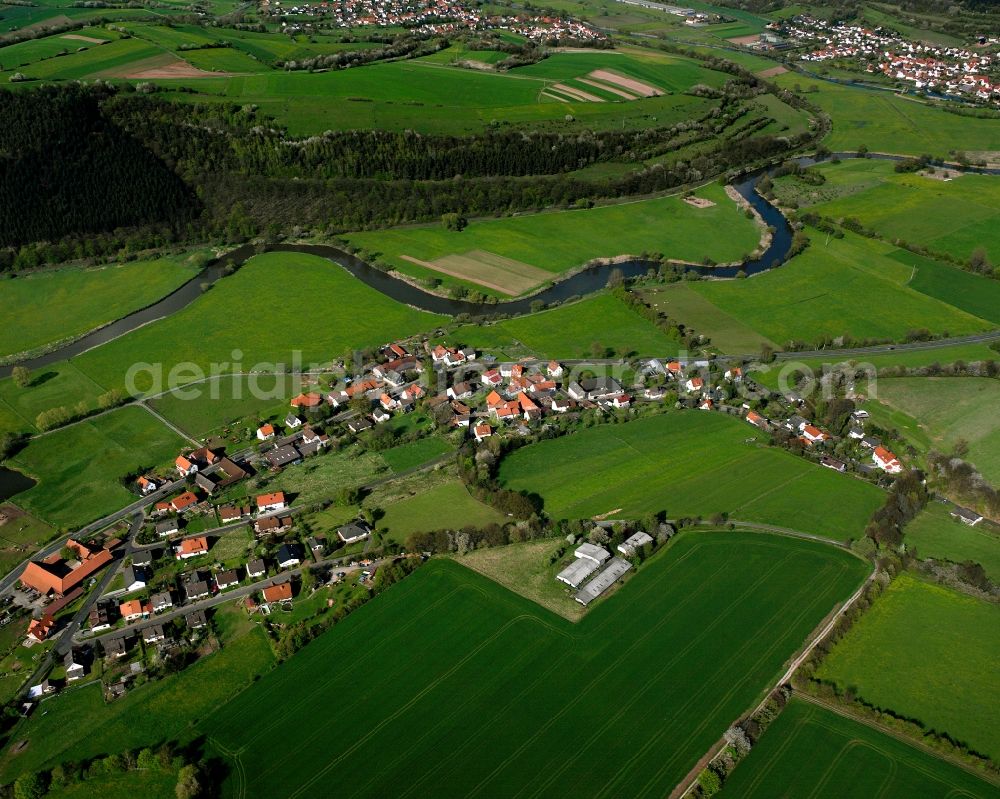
[796,693,1000,788]
[620,562,849,799]
[469,550,797,799]
[527,557,832,799]
[671,564,875,799]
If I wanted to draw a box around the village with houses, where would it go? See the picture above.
[260,0,606,42]
[780,15,1000,102]
[3,324,957,719]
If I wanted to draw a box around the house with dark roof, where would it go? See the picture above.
[184,580,211,602]
[276,543,304,569]
[247,558,267,579]
[142,625,167,645]
[215,569,241,591]
[337,521,371,545]
[194,472,217,495]
[186,610,208,629]
[103,636,129,659]
[265,445,301,469]
[255,514,293,537]
[155,519,179,537]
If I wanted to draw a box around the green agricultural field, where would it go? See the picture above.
[889,250,1000,325]
[870,377,1000,483]
[0,625,275,782]
[0,37,161,81]
[640,282,778,354]
[483,292,684,359]
[0,361,110,437]
[180,46,271,73]
[0,27,114,69]
[65,252,444,396]
[817,573,1000,761]
[346,184,761,297]
[198,532,867,799]
[147,373,298,441]
[773,74,1000,156]
[0,255,202,361]
[749,341,1000,392]
[7,405,187,528]
[44,770,176,799]
[0,505,55,576]
[691,230,993,347]
[136,47,728,135]
[774,159,1000,267]
[906,503,1000,580]
[378,479,505,542]
[379,437,453,473]
[499,411,884,540]
[719,697,999,799]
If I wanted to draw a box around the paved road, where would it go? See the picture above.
[76,555,390,647]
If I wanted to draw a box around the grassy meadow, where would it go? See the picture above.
[450,292,685,359]
[0,361,108,438]
[906,503,1000,579]
[640,282,779,354]
[345,183,760,296]
[378,479,505,542]
[870,377,1000,483]
[691,230,993,347]
[0,254,202,360]
[499,411,884,540]
[147,373,300,442]
[61,252,444,395]
[719,697,999,799]
[816,573,1000,761]
[0,619,275,781]
[749,340,1000,391]
[7,405,187,528]
[773,74,1000,156]
[198,533,867,799]
[775,159,1000,267]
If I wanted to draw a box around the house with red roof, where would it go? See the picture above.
[262,582,293,604]
[120,599,152,622]
[256,491,287,513]
[175,536,210,560]
[27,615,55,642]
[474,423,493,442]
[170,491,199,512]
[684,377,704,393]
[801,425,831,444]
[19,540,114,597]
[257,423,275,441]
[746,410,766,429]
[137,476,158,494]
[873,446,903,474]
[175,455,197,477]
[290,392,323,409]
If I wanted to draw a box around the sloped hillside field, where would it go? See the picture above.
[201,532,868,799]
[498,411,884,540]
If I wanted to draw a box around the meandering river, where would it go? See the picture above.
[2,151,995,379]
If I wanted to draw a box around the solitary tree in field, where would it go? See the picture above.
[969,247,990,273]
[175,764,202,799]
[12,366,30,388]
[441,212,467,232]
